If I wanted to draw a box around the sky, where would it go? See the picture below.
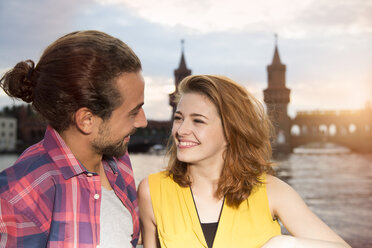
[1,0,371,120]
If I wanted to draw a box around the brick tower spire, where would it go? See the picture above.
[169,40,192,119]
[264,35,291,154]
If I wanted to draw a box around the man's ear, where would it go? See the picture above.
[74,107,96,134]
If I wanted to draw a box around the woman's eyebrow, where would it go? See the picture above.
[190,113,208,119]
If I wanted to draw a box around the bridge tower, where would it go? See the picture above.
[169,40,192,119]
[263,36,292,154]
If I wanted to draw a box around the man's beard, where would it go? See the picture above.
[93,138,129,158]
[92,124,135,158]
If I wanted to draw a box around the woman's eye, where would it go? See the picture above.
[174,116,182,121]
[194,119,204,124]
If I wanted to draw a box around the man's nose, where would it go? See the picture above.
[135,108,147,128]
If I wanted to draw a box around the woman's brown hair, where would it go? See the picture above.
[167,75,275,208]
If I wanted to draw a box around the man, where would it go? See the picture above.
[0,30,147,247]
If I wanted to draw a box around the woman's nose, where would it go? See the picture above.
[175,120,191,136]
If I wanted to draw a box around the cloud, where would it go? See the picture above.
[1,0,371,120]
[290,79,371,117]
[0,0,93,69]
[94,0,310,33]
[142,76,174,120]
[280,0,372,39]
[94,0,372,37]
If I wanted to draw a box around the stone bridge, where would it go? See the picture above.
[128,120,171,153]
[289,108,372,152]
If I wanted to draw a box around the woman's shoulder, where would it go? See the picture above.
[146,170,172,185]
[265,174,294,194]
[138,176,150,200]
[265,174,297,202]
[138,171,164,191]
[254,173,287,192]
[148,170,168,179]
[138,171,173,195]
[265,174,304,217]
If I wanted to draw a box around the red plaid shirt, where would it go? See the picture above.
[0,126,140,247]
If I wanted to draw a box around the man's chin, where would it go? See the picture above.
[102,144,128,158]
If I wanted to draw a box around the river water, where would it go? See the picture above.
[1,150,371,247]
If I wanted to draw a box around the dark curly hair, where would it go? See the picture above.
[0,30,142,132]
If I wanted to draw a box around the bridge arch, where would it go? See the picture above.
[290,125,300,136]
[348,123,356,134]
[329,124,337,136]
[289,109,372,152]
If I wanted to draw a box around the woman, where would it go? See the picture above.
[138,75,350,248]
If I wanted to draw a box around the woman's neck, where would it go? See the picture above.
[188,161,223,199]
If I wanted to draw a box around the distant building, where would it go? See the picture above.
[17,105,46,151]
[264,38,291,154]
[169,40,192,118]
[0,117,17,152]
[129,40,192,153]
[264,36,372,154]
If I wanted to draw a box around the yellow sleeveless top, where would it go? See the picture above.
[148,172,281,248]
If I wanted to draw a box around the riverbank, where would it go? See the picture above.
[1,152,371,247]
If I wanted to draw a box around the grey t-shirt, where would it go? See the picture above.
[100,187,133,248]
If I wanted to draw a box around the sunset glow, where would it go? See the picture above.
[1,0,371,120]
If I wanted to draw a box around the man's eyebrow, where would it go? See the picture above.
[129,102,144,113]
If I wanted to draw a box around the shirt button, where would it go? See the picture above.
[94,194,100,200]
[87,173,93,177]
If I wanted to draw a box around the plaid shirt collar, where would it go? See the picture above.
[42,125,119,179]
